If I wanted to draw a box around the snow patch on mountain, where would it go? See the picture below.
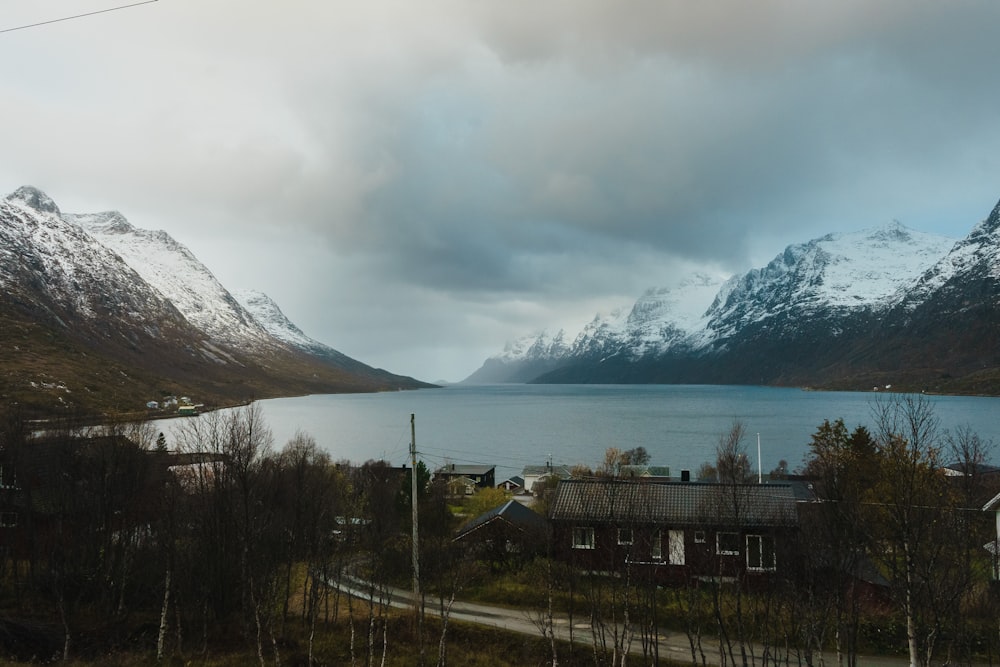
[702,221,955,343]
[1,187,180,326]
[903,201,1000,307]
[70,210,274,349]
[231,289,317,349]
[471,220,960,381]
[495,329,570,363]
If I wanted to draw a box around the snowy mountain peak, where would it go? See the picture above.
[964,198,1000,246]
[76,210,135,235]
[497,329,569,362]
[7,186,60,215]
[466,216,976,384]
[231,289,313,349]
[70,210,274,349]
[709,222,955,327]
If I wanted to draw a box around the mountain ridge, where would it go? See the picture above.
[0,186,431,417]
[467,204,1000,394]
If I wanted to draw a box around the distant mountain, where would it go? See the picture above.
[463,329,571,383]
[0,186,430,416]
[467,210,1000,394]
[232,289,408,384]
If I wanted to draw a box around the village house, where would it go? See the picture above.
[433,463,495,492]
[522,462,572,496]
[454,499,548,568]
[496,475,524,493]
[548,478,802,588]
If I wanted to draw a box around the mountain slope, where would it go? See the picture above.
[463,329,571,383]
[69,210,274,351]
[835,201,1000,393]
[464,272,725,383]
[232,289,424,386]
[0,186,430,416]
[700,222,955,351]
[470,211,1000,393]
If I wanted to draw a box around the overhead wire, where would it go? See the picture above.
[1,0,158,34]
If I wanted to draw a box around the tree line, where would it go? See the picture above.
[539,395,1000,667]
[0,404,478,665]
[1,395,998,666]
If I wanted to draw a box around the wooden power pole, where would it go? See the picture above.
[410,413,420,606]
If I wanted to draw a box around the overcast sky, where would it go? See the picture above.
[3,1,1000,382]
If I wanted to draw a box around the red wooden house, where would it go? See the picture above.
[548,478,802,588]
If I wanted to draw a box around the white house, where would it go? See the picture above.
[522,463,572,496]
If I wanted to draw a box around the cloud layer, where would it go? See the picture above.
[3,1,1000,380]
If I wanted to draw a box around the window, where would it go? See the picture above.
[694,530,706,544]
[617,528,633,545]
[668,529,685,565]
[573,527,595,550]
[746,534,776,571]
[717,532,739,555]
[651,529,663,560]
[0,512,17,528]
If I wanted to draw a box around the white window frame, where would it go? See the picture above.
[573,526,595,550]
[716,531,740,556]
[617,528,633,545]
[746,534,776,571]
[651,529,663,560]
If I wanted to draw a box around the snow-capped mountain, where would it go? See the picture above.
[465,272,726,383]
[899,200,1000,312]
[463,329,571,383]
[700,221,955,349]
[1,186,192,342]
[69,210,274,350]
[570,272,728,359]
[231,289,318,350]
[467,207,1000,393]
[0,186,429,415]
[230,288,394,380]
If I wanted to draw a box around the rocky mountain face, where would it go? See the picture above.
[468,206,1000,394]
[0,186,429,416]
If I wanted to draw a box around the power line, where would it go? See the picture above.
[1,0,158,34]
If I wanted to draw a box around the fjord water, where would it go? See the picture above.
[201,385,1000,481]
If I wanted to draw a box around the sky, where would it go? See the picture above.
[3,1,1000,383]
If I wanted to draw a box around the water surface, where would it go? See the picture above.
[164,384,1000,481]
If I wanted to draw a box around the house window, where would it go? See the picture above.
[746,534,776,571]
[651,529,663,560]
[717,532,740,556]
[0,512,17,528]
[617,528,633,545]
[669,529,685,565]
[694,530,706,544]
[573,527,595,550]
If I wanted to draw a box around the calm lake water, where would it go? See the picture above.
[164,384,1000,481]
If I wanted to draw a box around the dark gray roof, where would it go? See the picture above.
[434,464,494,476]
[455,499,547,540]
[549,479,799,528]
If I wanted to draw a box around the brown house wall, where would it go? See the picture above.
[552,522,795,589]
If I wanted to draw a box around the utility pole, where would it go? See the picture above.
[410,414,420,605]
[757,432,762,484]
